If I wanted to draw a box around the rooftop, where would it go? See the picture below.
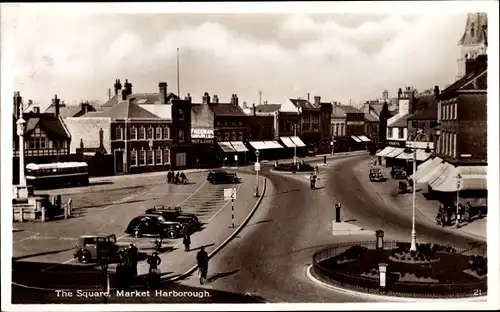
[388,113,410,128]
[83,101,162,119]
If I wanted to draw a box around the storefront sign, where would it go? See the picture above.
[406,141,434,150]
[346,121,364,125]
[386,140,406,148]
[191,138,214,144]
[191,128,214,139]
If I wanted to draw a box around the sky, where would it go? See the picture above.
[0,3,494,110]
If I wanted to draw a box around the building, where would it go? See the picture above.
[330,103,348,152]
[12,93,72,183]
[247,103,279,141]
[456,13,488,81]
[45,100,99,117]
[337,105,371,150]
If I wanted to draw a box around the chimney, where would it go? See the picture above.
[434,85,440,101]
[158,82,168,104]
[99,128,104,149]
[466,54,488,75]
[108,88,112,100]
[202,92,211,104]
[80,138,84,149]
[184,93,192,103]
[233,94,239,106]
[13,91,22,119]
[123,79,132,97]
[242,101,248,109]
[314,96,321,106]
[307,93,310,102]
[213,94,219,104]
[54,94,60,117]
[252,103,256,116]
[383,90,389,100]
[114,79,122,96]
[397,88,402,99]
[33,106,40,114]
[28,99,33,106]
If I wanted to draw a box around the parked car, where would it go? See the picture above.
[125,214,183,239]
[391,166,407,179]
[207,170,240,184]
[73,233,126,264]
[145,206,201,232]
[369,168,384,182]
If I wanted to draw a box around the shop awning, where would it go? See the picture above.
[376,147,396,157]
[410,157,443,181]
[434,166,488,192]
[396,150,414,160]
[249,141,268,150]
[429,164,458,191]
[264,141,284,149]
[280,137,296,148]
[358,135,371,142]
[218,141,236,153]
[290,136,306,147]
[416,150,432,162]
[351,136,362,143]
[230,141,249,152]
[385,147,405,158]
[418,162,454,185]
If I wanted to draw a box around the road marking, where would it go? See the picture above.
[98,185,161,211]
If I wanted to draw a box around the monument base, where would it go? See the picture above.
[13,185,32,199]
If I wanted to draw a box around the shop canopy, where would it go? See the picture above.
[431,166,487,192]
[357,135,372,142]
[385,147,405,158]
[418,162,454,185]
[280,137,296,148]
[396,150,414,160]
[351,136,362,143]
[409,157,443,181]
[230,141,249,152]
[249,141,268,150]
[218,141,236,153]
[376,147,396,157]
[264,141,284,149]
[290,136,306,147]
[416,150,432,162]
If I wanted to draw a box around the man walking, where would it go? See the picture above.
[183,230,191,252]
[196,246,209,284]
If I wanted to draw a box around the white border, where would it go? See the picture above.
[2,1,499,311]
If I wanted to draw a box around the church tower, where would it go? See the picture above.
[456,13,488,80]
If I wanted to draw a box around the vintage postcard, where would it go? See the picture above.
[1,1,499,311]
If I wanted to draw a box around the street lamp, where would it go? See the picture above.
[456,173,461,228]
[254,150,261,197]
[293,124,297,165]
[410,147,417,251]
[16,99,29,199]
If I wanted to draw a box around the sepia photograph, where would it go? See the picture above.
[1,2,499,311]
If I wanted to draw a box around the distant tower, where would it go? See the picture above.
[456,13,488,80]
[382,90,389,101]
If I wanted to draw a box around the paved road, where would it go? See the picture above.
[189,154,483,303]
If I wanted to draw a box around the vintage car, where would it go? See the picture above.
[145,205,201,232]
[125,214,183,239]
[369,168,384,182]
[207,170,240,184]
[391,166,407,179]
[73,233,126,264]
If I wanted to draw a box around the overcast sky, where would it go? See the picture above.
[1,3,495,109]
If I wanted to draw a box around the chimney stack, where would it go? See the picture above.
[383,90,389,100]
[33,106,40,114]
[252,103,256,116]
[123,79,132,97]
[314,96,321,106]
[13,91,22,119]
[54,94,60,117]
[99,128,104,149]
[158,82,168,104]
[114,79,122,96]
[202,92,211,104]
[434,85,440,101]
[213,94,219,104]
[108,88,111,100]
[397,88,402,99]
[307,93,310,102]
[184,93,192,103]
[233,94,239,106]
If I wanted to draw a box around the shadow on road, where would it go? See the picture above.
[207,269,240,283]
[12,248,74,261]
[247,219,273,227]
[189,243,215,252]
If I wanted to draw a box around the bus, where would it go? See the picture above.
[26,162,89,189]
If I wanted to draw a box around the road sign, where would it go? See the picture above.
[254,162,261,172]
[224,188,237,201]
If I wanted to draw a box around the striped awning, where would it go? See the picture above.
[418,162,454,185]
[264,141,284,149]
[432,166,488,192]
[280,137,296,148]
[249,141,268,150]
[351,136,362,143]
[290,136,306,147]
[410,157,443,181]
[385,147,405,158]
[358,135,371,142]
[376,147,396,157]
[230,141,249,152]
[218,142,236,153]
[396,151,414,160]
[416,150,432,161]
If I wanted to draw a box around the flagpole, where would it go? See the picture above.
[177,48,180,97]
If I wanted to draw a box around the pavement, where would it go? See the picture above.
[354,159,487,240]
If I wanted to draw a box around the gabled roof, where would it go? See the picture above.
[210,103,246,116]
[85,101,161,119]
[388,113,410,128]
[408,102,438,120]
[138,104,172,119]
[20,113,70,138]
[101,92,179,108]
[290,98,319,109]
[441,68,487,98]
[337,105,363,114]
[254,104,281,113]
[364,113,379,122]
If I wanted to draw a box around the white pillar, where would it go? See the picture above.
[18,124,26,187]
[410,149,417,251]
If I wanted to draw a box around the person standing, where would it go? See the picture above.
[196,246,209,284]
[183,231,191,252]
[167,171,172,183]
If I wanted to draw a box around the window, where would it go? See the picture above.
[178,129,184,143]
[29,137,47,149]
[163,148,171,164]
[453,102,457,120]
[224,132,230,141]
[130,127,137,140]
[115,127,122,140]
[387,128,392,139]
[163,126,170,139]
[440,104,444,121]
[453,133,457,158]
[430,120,438,128]
[216,121,221,127]
[155,127,162,140]
[217,134,223,142]
[131,150,137,166]
[340,124,344,136]
[412,121,418,129]
[147,127,154,140]
[238,120,243,126]
[232,120,237,127]
[147,150,154,165]
[155,149,162,165]
[231,132,237,141]
[398,128,404,139]
[178,108,185,121]
[139,127,146,140]
[238,131,244,141]
[139,150,146,165]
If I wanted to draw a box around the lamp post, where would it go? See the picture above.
[293,124,297,165]
[331,131,335,156]
[456,173,461,228]
[254,150,261,197]
[410,147,417,251]
[16,108,28,198]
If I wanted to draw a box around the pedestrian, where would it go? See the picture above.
[183,231,191,252]
[175,172,180,184]
[310,172,316,190]
[180,172,187,184]
[167,171,172,183]
[196,246,209,284]
[147,252,161,274]
[128,244,138,276]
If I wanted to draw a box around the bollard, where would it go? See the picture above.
[64,205,68,219]
[324,155,327,164]
[41,207,46,222]
[335,203,341,223]
[376,230,384,249]
[378,263,388,293]
[19,207,24,223]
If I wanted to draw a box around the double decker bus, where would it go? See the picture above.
[26,162,89,189]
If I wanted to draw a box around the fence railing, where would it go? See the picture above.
[312,240,487,298]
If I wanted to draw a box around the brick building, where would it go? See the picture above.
[337,105,371,150]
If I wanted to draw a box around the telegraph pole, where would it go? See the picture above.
[177,48,180,97]
[259,90,262,105]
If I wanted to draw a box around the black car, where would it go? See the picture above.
[369,168,384,182]
[391,166,407,179]
[145,206,201,230]
[207,170,240,184]
[125,214,183,239]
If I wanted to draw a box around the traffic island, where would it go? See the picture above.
[310,239,487,299]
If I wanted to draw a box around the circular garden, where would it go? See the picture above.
[311,240,487,298]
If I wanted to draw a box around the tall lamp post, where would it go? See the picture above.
[254,150,261,197]
[456,173,461,228]
[410,147,417,251]
[293,124,297,165]
[16,106,28,199]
